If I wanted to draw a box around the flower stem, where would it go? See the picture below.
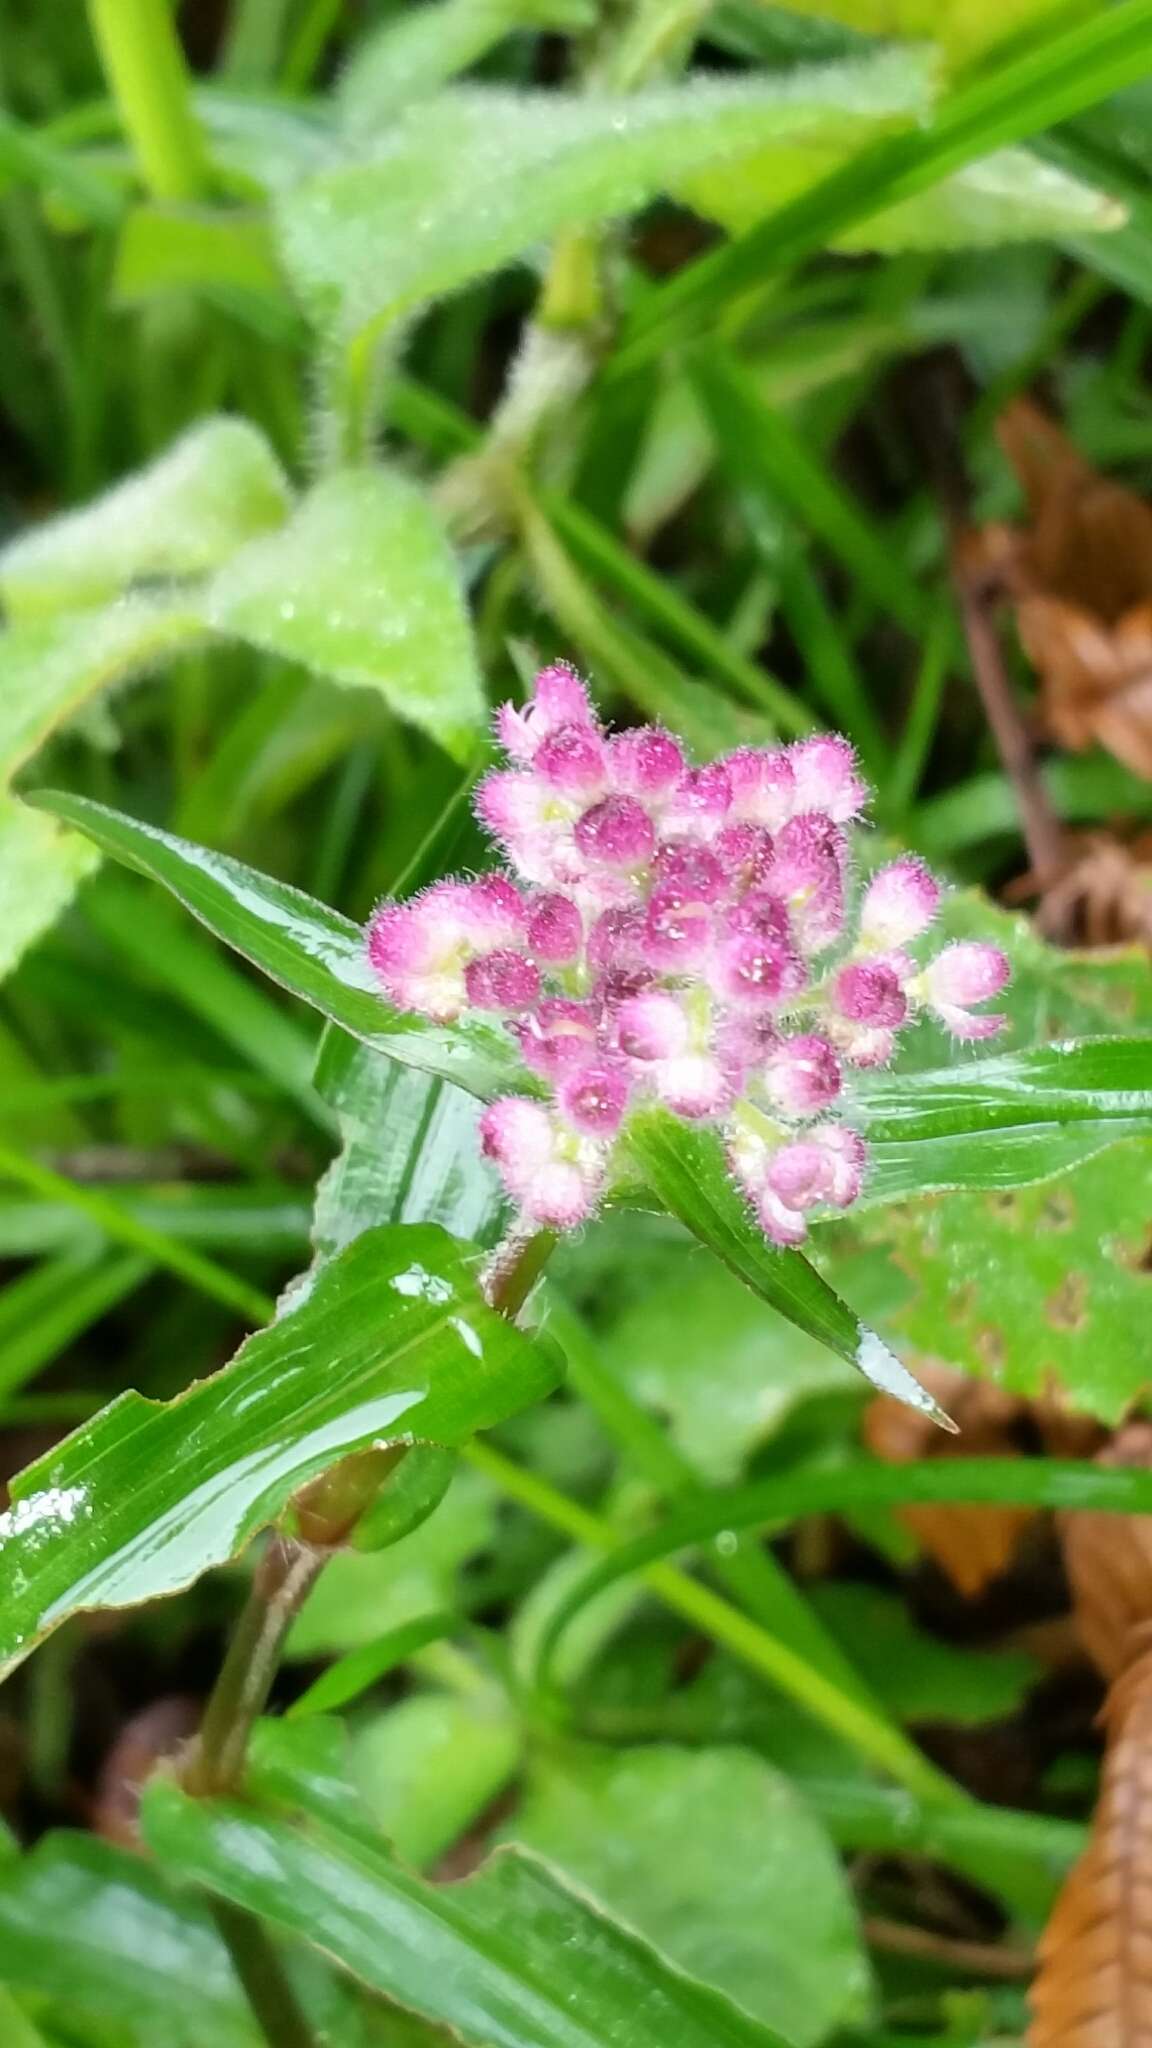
[211,1901,317,2048]
[87,0,207,200]
[184,1537,324,1796]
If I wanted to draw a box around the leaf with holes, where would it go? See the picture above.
[858,1140,1152,1418]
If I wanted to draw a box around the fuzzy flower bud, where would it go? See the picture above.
[365,661,1011,1250]
[919,942,1010,1040]
[860,858,940,949]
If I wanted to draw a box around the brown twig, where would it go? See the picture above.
[864,1914,1035,1980]
[909,353,1067,887]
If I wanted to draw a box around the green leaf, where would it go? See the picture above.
[768,0,1091,67]
[510,1743,870,2046]
[621,0,1152,363]
[143,1719,791,2048]
[113,204,295,339]
[854,1036,1152,1203]
[0,798,99,983]
[352,1690,521,1866]
[0,419,290,618]
[28,793,526,1102]
[206,467,484,757]
[287,1464,497,1657]
[682,139,1119,254]
[0,600,205,776]
[0,1223,557,1680]
[625,1107,954,1426]
[859,1138,1152,1419]
[311,1035,505,1266]
[338,0,592,130]
[276,57,933,339]
[810,1583,1037,1726]
[0,1832,256,2045]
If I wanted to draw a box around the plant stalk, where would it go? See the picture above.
[184,1537,324,1796]
[87,0,207,200]
[211,1901,317,2048]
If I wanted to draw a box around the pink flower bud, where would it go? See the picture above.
[921,942,1009,1040]
[518,998,599,1078]
[763,1034,841,1118]
[526,892,582,963]
[496,662,598,763]
[766,815,847,950]
[522,1160,603,1230]
[652,842,726,902]
[608,727,685,796]
[714,823,774,886]
[834,1020,897,1069]
[860,858,940,949]
[557,1059,631,1136]
[662,762,732,840]
[653,1053,733,1120]
[587,905,647,974]
[767,1141,829,1212]
[757,1190,810,1247]
[788,735,866,822]
[464,949,541,1013]
[812,1124,867,1207]
[367,878,527,1021]
[534,724,608,797]
[480,1097,556,1180]
[574,794,656,868]
[716,931,806,1009]
[834,962,907,1029]
[641,887,714,970]
[724,748,795,829]
[475,770,576,884]
[615,990,690,1062]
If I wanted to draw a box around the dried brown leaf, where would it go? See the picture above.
[1028,1642,1152,2046]
[992,400,1152,783]
[1007,831,1152,948]
[1060,1423,1152,1682]
[864,1363,1034,1597]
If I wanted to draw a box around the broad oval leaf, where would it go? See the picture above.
[143,1719,790,2048]
[0,1222,558,1681]
[29,791,526,1102]
[206,467,484,758]
[510,1743,870,2045]
[0,417,290,618]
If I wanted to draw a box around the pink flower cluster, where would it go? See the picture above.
[367,666,1009,1246]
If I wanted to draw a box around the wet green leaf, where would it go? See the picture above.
[29,794,526,1102]
[207,468,484,758]
[0,419,290,619]
[0,1833,255,2045]
[143,1719,790,2048]
[510,1743,871,2046]
[311,1036,505,1266]
[0,1223,557,1680]
[626,1107,954,1425]
[855,1036,1152,1202]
